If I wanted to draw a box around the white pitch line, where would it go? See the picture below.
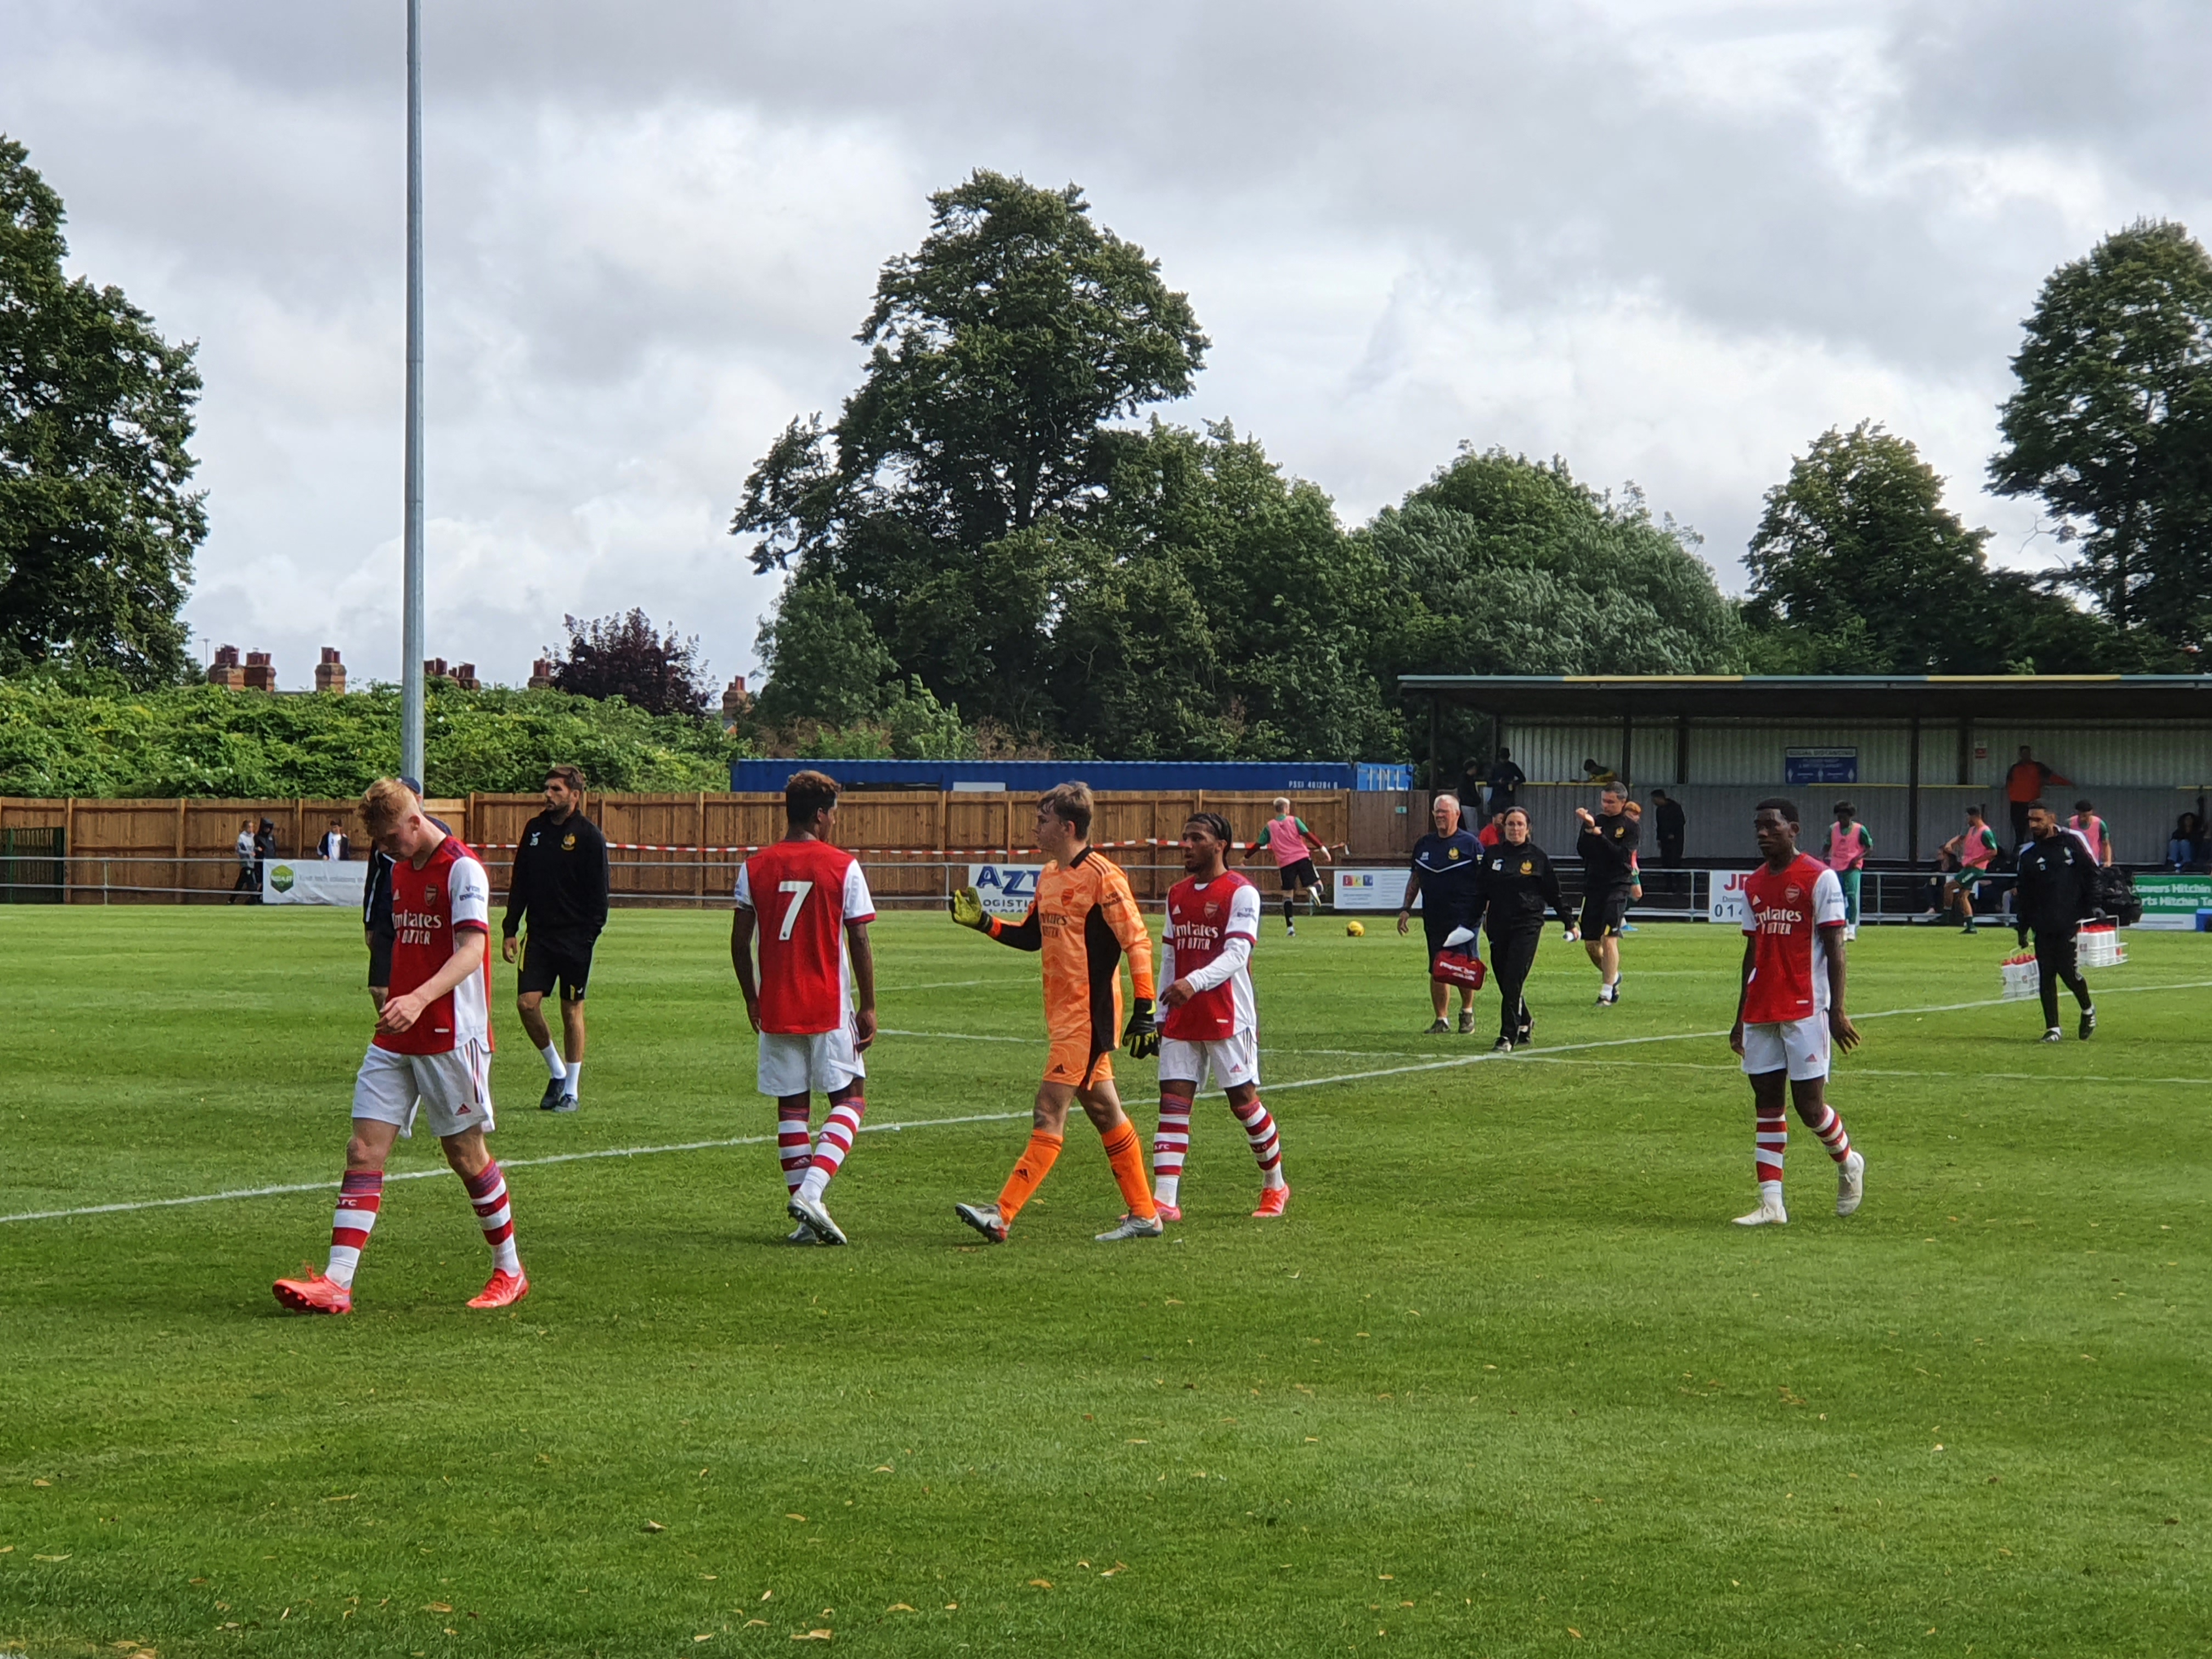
[8,979,2207,1228]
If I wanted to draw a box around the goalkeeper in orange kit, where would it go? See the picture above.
[947,781,1164,1243]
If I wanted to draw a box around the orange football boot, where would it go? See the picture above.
[1251,1185,1290,1218]
[272,1267,353,1314]
[467,1268,530,1309]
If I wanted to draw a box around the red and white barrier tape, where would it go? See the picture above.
[478,837,1347,857]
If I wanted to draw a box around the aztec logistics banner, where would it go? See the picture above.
[966,862,1047,918]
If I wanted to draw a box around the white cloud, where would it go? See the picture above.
[3,0,2204,686]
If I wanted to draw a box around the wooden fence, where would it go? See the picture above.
[0,790,1418,907]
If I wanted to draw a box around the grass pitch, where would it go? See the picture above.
[1,905,2207,1658]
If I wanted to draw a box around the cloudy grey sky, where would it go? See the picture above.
[5,1,2204,688]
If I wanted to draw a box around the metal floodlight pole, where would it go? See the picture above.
[399,0,427,786]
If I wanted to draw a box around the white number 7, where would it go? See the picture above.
[776,879,814,941]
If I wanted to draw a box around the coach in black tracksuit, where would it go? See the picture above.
[2015,799,2099,1042]
[503,766,612,1110]
[1471,807,1578,1052]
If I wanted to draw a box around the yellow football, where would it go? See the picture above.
[1345,920,1365,937]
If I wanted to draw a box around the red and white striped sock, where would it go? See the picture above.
[1152,1096,1192,1207]
[1230,1096,1286,1189]
[797,1096,865,1205]
[777,1099,814,1196]
[463,1161,521,1275]
[1754,1105,1787,1203]
[1802,1101,1853,1164]
[325,1170,383,1289]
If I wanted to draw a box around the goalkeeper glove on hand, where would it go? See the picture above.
[947,887,988,930]
[1122,997,1160,1059]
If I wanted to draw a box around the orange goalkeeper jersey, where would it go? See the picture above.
[985,846,1156,1065]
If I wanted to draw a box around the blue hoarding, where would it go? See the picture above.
[729,758,1366,793]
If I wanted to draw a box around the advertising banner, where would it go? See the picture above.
[1783,747,1858,785]
[1335,868,1418,911]
[1708,870,1757,926]
[966,862,1047,918]
[263,859,369,907]
[2131,871,2212,929]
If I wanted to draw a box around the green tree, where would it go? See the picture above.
[1748,422,2121,674]
[0,137,205,687]
[732,171,1207,731]
[1991,219,2212,647]
[751,575,898,727]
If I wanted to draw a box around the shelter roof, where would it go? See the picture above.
[1397,675,2212,723]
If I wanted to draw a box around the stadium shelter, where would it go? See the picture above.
[1400,675,2212,918]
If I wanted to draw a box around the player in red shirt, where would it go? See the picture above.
[1729,798,1866,1227]
[273,779,528,1314]
[1151,814,1289,1220]
[731,770,878,1246]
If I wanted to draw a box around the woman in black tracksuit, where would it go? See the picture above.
[1471,807,1578,1052]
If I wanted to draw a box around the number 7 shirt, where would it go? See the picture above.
[734,840,876,1035]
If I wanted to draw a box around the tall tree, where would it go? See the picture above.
[733,171,1207,731]
[1748,423,2117,673]
[1990,219,2212,647]
[0,137,205,687]
[548,610,712,718]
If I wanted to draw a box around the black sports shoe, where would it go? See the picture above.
[537,1077,567,1111]
[1491,1037,1514,1053]
[2079,1007,2096,1040]
[548,1092,579,1114]
[2039,1027,2063,1043]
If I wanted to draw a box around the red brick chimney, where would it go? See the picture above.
[314,647,347,694]
[242,651,276,692]
[207,645,244,690]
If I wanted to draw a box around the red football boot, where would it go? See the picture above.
[272,1267,353,1315]
[467,1268,530,1309]
[1251,1184,1290,1218]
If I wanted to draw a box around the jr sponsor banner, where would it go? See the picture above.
[1336,868,1418,911]
[2131,871,2212,929]
[1783,747,1858,785]
[1708,870,1757,926]
[263,859,370,906]
[967,862,1046,918]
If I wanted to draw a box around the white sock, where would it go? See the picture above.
[797,1165,830,1205]
[562,1060,582,1099]
[539,1042,566,1080]
[1758,1179,1784,1209]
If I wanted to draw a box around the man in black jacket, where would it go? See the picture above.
[501,765,612,1111]
[2015,799,2098,1043]
[1651,789,1687,865]
[1575,785,1640,1006]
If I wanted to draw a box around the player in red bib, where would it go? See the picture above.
[1728,797,1867,1227]
[731,770,878,1246]
[1150,814,1289,1220]
[273,778,528,1314]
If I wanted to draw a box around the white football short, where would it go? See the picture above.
[1740,1015,1831,1082]
[352,1042,495,1140]
[758,1025,866,1097]
[1158,1029,1262,1093]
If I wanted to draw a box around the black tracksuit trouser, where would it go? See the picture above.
[1488,924,1542,1043]
[2032,926,2091,1030]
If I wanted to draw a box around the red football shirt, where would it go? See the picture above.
[375,835,493,1056]
[1163,871,1261,1041]
[1741,853,1847,1025]
[736,839,876,1034]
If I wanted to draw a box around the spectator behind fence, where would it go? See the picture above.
[1651,788,1686,865]
[229,817,257,905]
[2005,746,2069,848]
[1486,748,1525,816]
[319,817,352,861]
[2169,812,2206,872]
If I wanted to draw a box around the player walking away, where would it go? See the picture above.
[1651,789,1686,866]
[730,770,878,1246]
[229,817,256,903]
[1729,798,1865,1228]
[363,776,442,1009]
[1246,797,1332,934]
[947,782,1163,1244]
[1398,794,1483,1034]
[1473,808,1578,1052]
[318,817,351,861]
[501,765,611,1113]
[2016,800,2099,1043]
[1486,748,1525,817]
[1575,785,1639,1004]
[273,779,527,1314]
[1941,806,2001,934]
[1152,814,1289,1220]
[1826,802,1872,941]
[2006,746,2068,849]
[2068,799,2114,867]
